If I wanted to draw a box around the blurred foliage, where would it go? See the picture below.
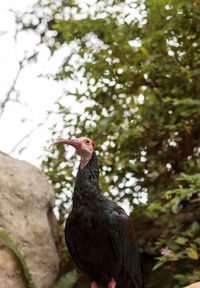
[21,0,200,287]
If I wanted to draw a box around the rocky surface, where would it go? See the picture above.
[185,283,200,288]
[0,152,59,288]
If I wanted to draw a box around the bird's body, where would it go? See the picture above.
[65,152,144,288]
[49,137,145,288]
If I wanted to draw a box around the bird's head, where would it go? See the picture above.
[49,136,95,169]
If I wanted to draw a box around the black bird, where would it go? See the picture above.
[49,137,145,288]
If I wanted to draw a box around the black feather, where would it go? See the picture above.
[65,152,145,288]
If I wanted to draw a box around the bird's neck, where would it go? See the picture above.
[72,152,102,207]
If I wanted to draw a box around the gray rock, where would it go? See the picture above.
[0,152,59,288]
[185,283,200,288]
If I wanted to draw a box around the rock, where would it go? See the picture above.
[185,283,200,288]
[0,152,59,288]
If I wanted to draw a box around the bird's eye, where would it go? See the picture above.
[85,140,90,144]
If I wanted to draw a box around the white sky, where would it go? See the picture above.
[0,0,68,167]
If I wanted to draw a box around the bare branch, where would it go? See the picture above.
[0,8,39,120]
[0,59,23,120]
[9,122,44,155]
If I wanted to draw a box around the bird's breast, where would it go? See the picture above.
[68,204,106,233]
[65,205,126,286]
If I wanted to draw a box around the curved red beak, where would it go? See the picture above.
[48,138,82,150]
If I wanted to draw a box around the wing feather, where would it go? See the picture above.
[109,210,144,288]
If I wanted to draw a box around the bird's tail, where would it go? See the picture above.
[129,274,145,288]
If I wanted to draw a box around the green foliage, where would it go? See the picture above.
[0,230,37,288]
[151,174,200,284]
[21,0,200,287]
[53,270,79,288]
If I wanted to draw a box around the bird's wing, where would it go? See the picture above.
[65,215,83,271]
[108,210,144,288]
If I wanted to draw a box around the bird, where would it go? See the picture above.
[49,136,145,288]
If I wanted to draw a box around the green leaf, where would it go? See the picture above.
[152,258,167,271]
[168,243,180,250]
[148,202,165,211]
[186,248,199,260]
[53,270,79,288]
[175,237,188,245]
[189,221,200,236]
[194,237,200,245]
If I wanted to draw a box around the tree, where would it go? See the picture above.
[21,0,200,287]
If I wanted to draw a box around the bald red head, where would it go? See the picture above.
[49,137,95,169]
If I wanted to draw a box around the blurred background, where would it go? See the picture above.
[1,0,200,287]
